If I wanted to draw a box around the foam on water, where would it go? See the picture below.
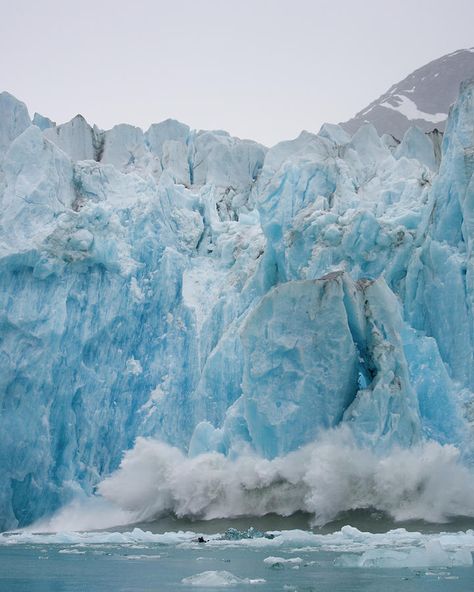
[30,496,137,533]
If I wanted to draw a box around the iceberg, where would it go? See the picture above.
[0,78,473,531]
[335,540,473,569]
[181,571,265,587]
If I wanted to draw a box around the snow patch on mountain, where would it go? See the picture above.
[342,47,474,138]
[380,95,447,124]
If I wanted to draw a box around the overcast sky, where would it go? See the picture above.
[1,0,473,145]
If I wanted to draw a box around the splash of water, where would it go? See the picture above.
[94,429,474,527]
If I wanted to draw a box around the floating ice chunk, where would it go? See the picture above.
[263,556,303,567]
[122,554,161,560]
[4,523,474,571]
[337,540,473,568]
[181,570,265,587]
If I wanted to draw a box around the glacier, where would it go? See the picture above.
[0,78,473,531]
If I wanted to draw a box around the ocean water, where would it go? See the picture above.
[1,514,474,592]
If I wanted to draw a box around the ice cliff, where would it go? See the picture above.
[0,77,473,530]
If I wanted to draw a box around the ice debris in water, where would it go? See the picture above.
[181,571,266,587]
[0,77,474,529]
[220,528,273,540]
[2,524,474,570]
[336,540,473,568]
[263,556,303,568]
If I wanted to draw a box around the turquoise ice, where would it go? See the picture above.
[0,79,473,529]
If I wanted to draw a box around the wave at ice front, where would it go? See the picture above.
[28,496,137,533]
[97,430,474,526]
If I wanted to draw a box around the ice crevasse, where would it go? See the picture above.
[0,80,473,530]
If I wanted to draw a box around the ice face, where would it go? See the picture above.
[0,80,473,530]
[240,276,359,458]
[101,124,146,172]
[0,92,30,158]
[32,112,55,131]
[43,114,98,161]
[1,125,76,250]
[395,126,438,171]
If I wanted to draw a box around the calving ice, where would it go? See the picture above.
[0,69,473,531]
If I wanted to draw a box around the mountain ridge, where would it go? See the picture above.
[341,47,474,139]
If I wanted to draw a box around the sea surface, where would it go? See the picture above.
[1,513,474,592]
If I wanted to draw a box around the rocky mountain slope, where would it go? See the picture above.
[341,48,474,139]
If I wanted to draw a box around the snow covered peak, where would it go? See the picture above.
[342,47,474,139]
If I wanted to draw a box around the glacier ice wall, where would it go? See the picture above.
[0,81,473,530]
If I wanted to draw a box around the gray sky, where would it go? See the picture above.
[1,0,473,146]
